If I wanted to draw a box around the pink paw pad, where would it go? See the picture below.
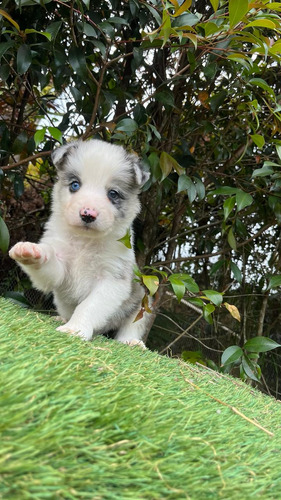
[9,243,44,264]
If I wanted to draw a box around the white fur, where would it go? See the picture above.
[9,140,150,346]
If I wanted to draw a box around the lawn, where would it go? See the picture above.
[1,298,281,499]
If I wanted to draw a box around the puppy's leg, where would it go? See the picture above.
[114,310,150,348]
[56,278,132,341]
[9,242,65,293]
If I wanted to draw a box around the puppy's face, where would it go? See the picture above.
[51,140,149,237]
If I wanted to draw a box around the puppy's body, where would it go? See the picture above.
[10,140,149,344]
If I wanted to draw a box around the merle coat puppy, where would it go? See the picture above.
[9,140,150,346]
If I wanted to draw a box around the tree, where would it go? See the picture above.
[1,0,281,394]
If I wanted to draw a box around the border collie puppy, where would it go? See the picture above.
[10,140,150,346]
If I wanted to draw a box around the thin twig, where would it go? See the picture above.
[3,151,52,170]
[154,223,273,266]
[82,48,110,140]
[181,374,274,437]
[159,314,203,354]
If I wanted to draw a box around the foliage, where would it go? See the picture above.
[1,0,281,392]
[221,335,281,382]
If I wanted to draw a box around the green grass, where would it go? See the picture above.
[1,298,281,499]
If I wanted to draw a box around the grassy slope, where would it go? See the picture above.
[1,298,281,500]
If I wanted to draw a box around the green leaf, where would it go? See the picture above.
[194,177,205,200]
[172,0,192,17]
[17,44,32,74]
[108,16,130,26]
[250,134,265,149]
[227,227,237,250]
[244,336,281,353]
[159,9,171,46]
[93,40,106,57]
[48,127,62,144]
[210,259,225,276]
[0,216,10,253]
[230,261,242,283]
[223,196,235,220]
[249,78,275,99]
[180,274,200,294]
[149,124,162,141]
[266,2,281,10]
[203,303,215,324]
[252,165,274,178]
[0,8,20,31]
[209,90,227,113]
[155,90,175,108]
[24,28,51,40]
[245,19,276,29]
[202,290,223,306]
[267,275,281,290]
[117,230,132,249]
[181,350,205,365]
[159,152,174,181]
[159,153,183,180]
[4,291,31,308]
[168,277,186,302]
[14,174,24,198]
[242,355,260,382]
[177,174,192,192]
[115,118,138,134]
[0,41,15,59]
[276,145,281,161]
[182,33,198,49]
[188,297,204,308]
[210,186,238,196]
[236,190,253,212]
[142,275,159,296]
[221,345,243,366]
[83,23,97,38]
[46,21,62,41]
[229,0,249,28]
[202,21,221,37]
[69,46,88,77]
[187,182,197,203]
[209,0,219,11]
[34,128,46,147]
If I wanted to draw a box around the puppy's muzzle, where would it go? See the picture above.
[80,208,98,224]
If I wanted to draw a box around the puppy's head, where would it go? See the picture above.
[51,140,149,237]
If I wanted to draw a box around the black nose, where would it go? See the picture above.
[80,208,97,224]
[80,213,95,223]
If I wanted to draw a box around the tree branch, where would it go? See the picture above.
[2,151,52,170]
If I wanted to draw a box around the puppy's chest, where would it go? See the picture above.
[66,249,107,284]
[59,245,128,302]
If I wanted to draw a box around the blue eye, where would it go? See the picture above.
[108,189,120,203]
[69,180,80,192]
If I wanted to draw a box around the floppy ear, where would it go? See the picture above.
[51,141,80,170]
[129,155,150,187]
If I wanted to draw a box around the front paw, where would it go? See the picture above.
[56,322,93,341]
[9,242,47,266]
[123,339,146,349]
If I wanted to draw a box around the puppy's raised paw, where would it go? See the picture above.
[9,242,46,266]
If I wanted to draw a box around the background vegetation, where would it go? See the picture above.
[1,0,281,395]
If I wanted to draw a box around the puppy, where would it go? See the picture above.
[9,139,150,346]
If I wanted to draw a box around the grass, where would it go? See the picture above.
[1,297,281,499]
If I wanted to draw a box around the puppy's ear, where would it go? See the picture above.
[51,141,80,170]
[129,154,150,187]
